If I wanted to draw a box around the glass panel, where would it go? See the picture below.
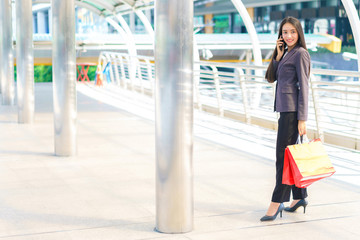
[213,14,230,33]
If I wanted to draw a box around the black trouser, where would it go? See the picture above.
[271,112,308,203]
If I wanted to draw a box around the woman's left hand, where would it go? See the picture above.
[298,120,307,136]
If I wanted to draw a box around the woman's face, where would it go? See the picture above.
[281,23,299,49]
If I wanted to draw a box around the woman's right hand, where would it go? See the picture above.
[276,36,285,61]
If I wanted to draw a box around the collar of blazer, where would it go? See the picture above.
[278,44,301,70]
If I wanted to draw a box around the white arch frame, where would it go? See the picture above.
[230,0,262,66]
[105,17,137,56]
[114,14,137,55]
[119,1,155,52]
[32,0,138,56]
[135,9,154,39]
[341,0,360,72]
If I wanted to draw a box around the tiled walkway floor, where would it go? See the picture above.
[0,83,359,240]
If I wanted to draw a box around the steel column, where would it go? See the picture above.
[0,0,15,105]
[16,0,34,123]
[155,0,194,233]
[52,0,77,156]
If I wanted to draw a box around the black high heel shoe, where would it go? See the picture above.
[260,203,285,221]
[284,199,308,213]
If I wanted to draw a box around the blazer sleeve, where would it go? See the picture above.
[295,49,310,121]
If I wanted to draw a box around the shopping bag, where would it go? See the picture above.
[282,138,336,188]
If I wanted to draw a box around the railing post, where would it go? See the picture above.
[137,59,145,94]
[237,67,251,124]
[112,53,121,86]
[125,55,135,91]
[118,54,127,89]
[98,54,106,85]
[211,66,224,117]
[105,53,116,84]
[145,59,155,96]
[310,74,324,141]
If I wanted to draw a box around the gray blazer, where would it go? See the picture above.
[273,45,310,121]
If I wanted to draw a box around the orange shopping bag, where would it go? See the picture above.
[282,138,336,188]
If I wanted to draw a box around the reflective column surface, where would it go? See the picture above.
[0,0,15,105]
[155,0,194,233]
[16,0,34,123]
[52,0,77,156]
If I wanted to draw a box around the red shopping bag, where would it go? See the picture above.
[282,138,336,188]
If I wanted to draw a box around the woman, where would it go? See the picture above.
[261,17,311,221]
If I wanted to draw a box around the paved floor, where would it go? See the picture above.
[0,83,359,240]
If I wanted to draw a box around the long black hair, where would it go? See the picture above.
[265,17,308,83]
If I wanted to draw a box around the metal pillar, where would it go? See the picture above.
[155,0,194,233]
[341,0,360,72]
[16,0,34,124]
[52,0,77,156]
[0,0,15,105]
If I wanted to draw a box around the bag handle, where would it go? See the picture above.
[297,134,309,144]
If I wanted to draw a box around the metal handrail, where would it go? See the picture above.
[97,51,360,150]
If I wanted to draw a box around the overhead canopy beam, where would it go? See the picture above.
[75,1,103,15]
[80,0,115,13]
[119,0,136,7]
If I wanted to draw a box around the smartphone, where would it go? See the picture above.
[279,35,286,50]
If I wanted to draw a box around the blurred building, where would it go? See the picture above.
[31,1,359,47]
[194,0,359,46]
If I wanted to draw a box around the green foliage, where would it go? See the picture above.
[341,46,356,54]
[34,65,52,82]
[14,65,97,82]
[87,66,97,81]
[308,46,357,54]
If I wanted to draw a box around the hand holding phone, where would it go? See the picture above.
[276,36,285,61]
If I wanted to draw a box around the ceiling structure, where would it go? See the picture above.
[32,0,154,16]
[33,0,315,16]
